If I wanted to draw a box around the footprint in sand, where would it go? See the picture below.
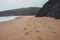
[26,23,31,27]
[34,27,37,29]
[24,28,27,30]
[35,30,40,33]
[51,32,56,34]
[37,36,41,40]
[48,27,52,29]
[25,32,29,35]
[28,24,31,27]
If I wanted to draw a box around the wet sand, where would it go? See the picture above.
[0,16,60,40]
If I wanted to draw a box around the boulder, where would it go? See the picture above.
[36,0,60,19]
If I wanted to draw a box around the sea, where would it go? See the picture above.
[0,16,18,22]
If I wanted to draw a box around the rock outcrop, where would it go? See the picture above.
[36,0,60,19]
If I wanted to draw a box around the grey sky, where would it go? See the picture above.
[0,0,48,11]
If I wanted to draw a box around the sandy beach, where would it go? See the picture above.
[0,16,60,40]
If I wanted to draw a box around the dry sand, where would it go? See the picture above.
[0,16,60,40]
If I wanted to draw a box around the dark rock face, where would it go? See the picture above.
[36,0,60,19]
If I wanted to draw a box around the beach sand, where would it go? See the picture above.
[0,16,60,40]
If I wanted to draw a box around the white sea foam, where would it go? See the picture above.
[0,16,18,22]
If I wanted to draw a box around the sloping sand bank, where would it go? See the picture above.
[0,16,60,40]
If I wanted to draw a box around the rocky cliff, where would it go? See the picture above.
[36,0,60,19]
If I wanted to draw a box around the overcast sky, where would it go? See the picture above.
[0,0,48,11]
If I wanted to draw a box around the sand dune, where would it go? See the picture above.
[0,16,60,40]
